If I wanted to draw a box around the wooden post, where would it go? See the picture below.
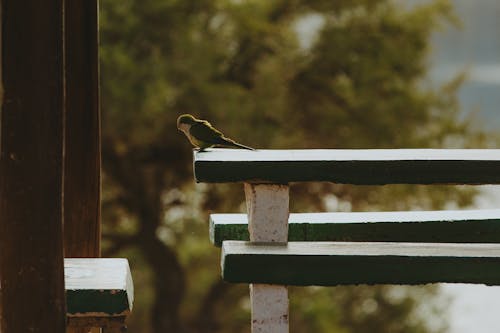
[63,0,101,258]
[63,1,101,332]
[0,0,66,332]
[244,183,289,333]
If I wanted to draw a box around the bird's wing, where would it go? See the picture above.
[189,120,224,144]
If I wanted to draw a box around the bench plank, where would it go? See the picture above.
[194,149,500,183]
[222,241,500,286]
[65,258,134,317]
[210,209,500,246]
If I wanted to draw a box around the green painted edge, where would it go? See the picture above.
[67,289,131,315]
[210,218,500,247]
[210,218,249,246]
[194,160,500,184]
[222,247,500,286]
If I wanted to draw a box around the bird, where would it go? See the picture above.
[177,114,254,151]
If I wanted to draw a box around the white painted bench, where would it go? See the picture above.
[65,258,134,332]
[194,148,500,332]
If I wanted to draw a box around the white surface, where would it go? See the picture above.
[245,183,289,243]
[64,258,131,290]
[212,208,500,225]
[250,284,289,333]
[223,240,500,257]
[195,148,500,161]
[245,183,290,332]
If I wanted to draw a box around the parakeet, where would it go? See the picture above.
[177,114,254,151]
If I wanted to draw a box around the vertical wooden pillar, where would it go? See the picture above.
[0,1,66,332]
[64,1,101,332]
[244,183,289,333]
[63,0,101,258]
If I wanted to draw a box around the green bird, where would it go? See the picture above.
[177,114,254,151]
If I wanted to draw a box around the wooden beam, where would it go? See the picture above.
[194,149,500,184]
[222,241,500,286]
[210,209,500,246]
[63,0,101,258]
[0,0,66,332]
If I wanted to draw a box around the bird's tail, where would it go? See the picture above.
[230,141,255,150]
[221,137,255,150]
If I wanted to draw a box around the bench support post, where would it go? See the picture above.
[244,183,289,333]
[68,316,127,332]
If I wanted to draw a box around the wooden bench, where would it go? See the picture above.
[65,258,133,332]
[194,148,500,332]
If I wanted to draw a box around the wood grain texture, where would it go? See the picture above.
[68,316,126,331]
[65,258,134,316]
[222,241,500,286]
[0,1,66,332]
[63,0,101,258]
[194,149,500,183]
[210,209,500,246]
[63,3,101,332]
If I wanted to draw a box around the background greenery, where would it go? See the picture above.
[99,0,486,332]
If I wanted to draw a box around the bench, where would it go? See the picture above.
[65,258,133,332]
[194,148,500,332]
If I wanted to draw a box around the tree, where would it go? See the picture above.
[99,0,482,332]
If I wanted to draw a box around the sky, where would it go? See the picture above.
[429,0,500,130]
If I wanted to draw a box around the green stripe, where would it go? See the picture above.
[222,241,500,286]
[67,290,131,315]
[210,210,500,246]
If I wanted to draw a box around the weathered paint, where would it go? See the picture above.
[222,241,500,286]
[194,149,500,184]
[250,285,289,333]
[210,209,500,246]
[65,258,134,316]
[245,183,289,243]
[245,183,289,333]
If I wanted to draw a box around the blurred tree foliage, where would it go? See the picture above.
[100,0,484,332]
